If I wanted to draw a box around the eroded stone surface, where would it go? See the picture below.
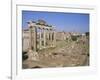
[27,50,39,61]
[23,38,89,69]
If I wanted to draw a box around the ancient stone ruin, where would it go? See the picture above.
[23,20,56,61]
[22,19,89,69]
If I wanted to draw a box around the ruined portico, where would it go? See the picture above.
[23,20,56,61]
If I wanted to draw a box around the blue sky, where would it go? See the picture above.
[22,10,89,33]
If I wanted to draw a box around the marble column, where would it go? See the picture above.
[27,21,39,61]
[50,30,53,47]
[43,28,46,48]
[53,30,56,47]
[39,29,42,49]
[47,29,49,47]
[33,26,37,52]
[29,26,32,50]
[46,29,49,40]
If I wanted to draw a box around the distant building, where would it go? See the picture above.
[56,32,72,41]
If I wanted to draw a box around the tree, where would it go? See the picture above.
[85,32,89,36]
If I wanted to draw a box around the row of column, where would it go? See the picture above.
[39,29,56,49]
[29,25,56,52]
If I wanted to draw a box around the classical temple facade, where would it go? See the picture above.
[22,20,56,60]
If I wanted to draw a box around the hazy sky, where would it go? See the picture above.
[22,10,89,33]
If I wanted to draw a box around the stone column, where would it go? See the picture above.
[29,26,32,50]
[27,21,39,61]
[33,26,37,52]
[50,30,53,47]
[46,29,49,48]
[22,37,24,52]
[53,30,56,47]
[47,29,49,40]
[39,29,42,49]
[32,26,39,61]
[43,28,46,48]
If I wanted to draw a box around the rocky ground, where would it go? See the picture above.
[22,36,89,69]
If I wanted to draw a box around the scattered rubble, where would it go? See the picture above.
[23,37,89,69]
